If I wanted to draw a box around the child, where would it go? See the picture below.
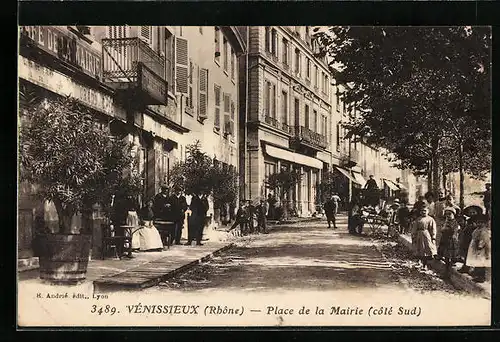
[411,203,438,269]
[437,207,461,273]
[397,201,411,234]
[466,215,491,283]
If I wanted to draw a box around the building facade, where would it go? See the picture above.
[238,26,333,217]
[18,25,245,260]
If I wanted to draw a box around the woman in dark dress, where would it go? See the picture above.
[457,206,483,273]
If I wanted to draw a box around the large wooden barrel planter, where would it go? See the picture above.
[37,234,92,284]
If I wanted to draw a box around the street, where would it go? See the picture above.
[155,216,477,296]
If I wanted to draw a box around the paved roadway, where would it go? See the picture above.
[142,216,491,326]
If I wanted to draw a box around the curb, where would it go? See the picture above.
[94,243,235,290]
[397,234,490,299]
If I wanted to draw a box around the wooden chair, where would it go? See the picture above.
[154,221,175,249]
[101,223,128,260]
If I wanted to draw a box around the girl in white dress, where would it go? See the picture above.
[136,200,164,251]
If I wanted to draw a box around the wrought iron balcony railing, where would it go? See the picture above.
[290,126,328,149]
[263,115,291,134]
[102,37,165,82]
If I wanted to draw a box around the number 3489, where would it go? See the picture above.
[91,305,118,315]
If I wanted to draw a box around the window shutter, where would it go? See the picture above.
[175,37,189,94]
[223,93,231,135]
[198,68,208,119]
[139,26,152,45]
[214,85,221,128]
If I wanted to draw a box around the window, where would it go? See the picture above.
[165,29,175,93]
[313,65,318,87]
[223,93,231,137]
[336,90,341,111]
[264,81,276,119]
[223,37,228,72]
[140,26,152,46]
[230,100,236,137]
[306,58,311,80]
[336,123,341,151]
[198,68,209,120]
[313,109,318,132]
[271,28,277,57]
[281,91,288,125]
[294,48,301,75]
[265,27,271,52]
[214,27,221,63]
[294,98,300,124]
[322,115,327,137]
[214,85,221,129]
[282,38,289,65]
[230,48,235,80]
[304,104,310,129]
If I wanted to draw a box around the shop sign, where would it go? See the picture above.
[18,55,126,121]
[138,63,168,105]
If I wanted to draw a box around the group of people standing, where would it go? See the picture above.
[230,198,269,235]
[110,185,210,257]
[409,188,491,283]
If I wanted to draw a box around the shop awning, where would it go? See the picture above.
[335,166,357,184]
[265,145,323,169]
[352,172,367,187]
[384,179,400,191]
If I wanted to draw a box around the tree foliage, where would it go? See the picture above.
[314,26,491,201]
[19,91,142,234]
[168,141,238,205]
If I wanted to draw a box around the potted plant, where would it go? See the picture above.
[265,168,302,221]
[19,90,139,284]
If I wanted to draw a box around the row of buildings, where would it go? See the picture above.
[18,26,426,259]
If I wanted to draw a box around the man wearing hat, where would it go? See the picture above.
[255,198,269,234]
[153,185,174,247]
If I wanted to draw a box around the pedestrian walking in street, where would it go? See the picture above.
[136,199,164,251]
[411,202,438,269]
[247,200,257,234]
[465,214,491,283]
[434,191,447,246]
[411,195,426,220]
[437,207,461,274]
[230,200,250,235]
[256,198,269,234]
[324,193,341,229]
[457,205,483,274]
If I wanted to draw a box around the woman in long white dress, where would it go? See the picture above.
[134,200,164,251]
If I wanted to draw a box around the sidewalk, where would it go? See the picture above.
[398,234,491,299]
[18,241,234,291]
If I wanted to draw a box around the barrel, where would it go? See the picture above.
[37,234,92,284]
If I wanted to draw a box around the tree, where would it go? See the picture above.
[170,140,214,196]
[265,169,302,220]
[319,171,347,203]
[314,26,491,206]
[19,91,142,234]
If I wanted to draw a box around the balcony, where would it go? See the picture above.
[263,115,290,134]
[290,126,328,150]
[102,37,167,105]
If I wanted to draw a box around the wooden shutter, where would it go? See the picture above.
[223,93,231,135]
[214,85,221,128]
[139,26,152,45]
[176,37,189,94]
[198,68,208,119]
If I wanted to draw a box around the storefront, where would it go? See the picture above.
[263,143,323,217]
